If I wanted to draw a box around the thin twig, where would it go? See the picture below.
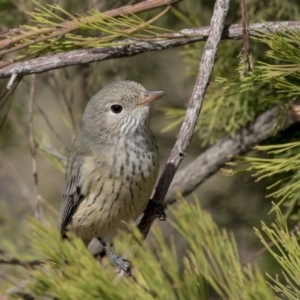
[241,0,250,56]
[105,0,179,17]
[0,75,22,130]
[7,71,18,89]
[0,258,41,268]
[38,139,67,166]
[239,0,252,76]
[0,151,32,200]
[138,0,230,238]
[46,72,77,138]
[40,195,59,216]
[0,249,42,268]
[28,74,42,220]
[36,103,65,145]
[0,21,299,78]
[62,69,78,134]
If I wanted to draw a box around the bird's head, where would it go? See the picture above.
[82,81,164,137]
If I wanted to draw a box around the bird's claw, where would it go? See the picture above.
[146,199,167,221]
[97,237,131,276]
[114,256,131,276]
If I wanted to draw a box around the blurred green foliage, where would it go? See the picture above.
[3,197,276,299]
[4,198,298,299]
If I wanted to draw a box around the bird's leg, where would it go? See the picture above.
[97,237,131,276]
[145,199,167,221]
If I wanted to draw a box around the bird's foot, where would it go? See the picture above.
[114,256,131,276]
[97,238,131,276]
[146,199,167,221]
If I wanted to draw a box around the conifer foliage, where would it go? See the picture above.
[1,0,300,299]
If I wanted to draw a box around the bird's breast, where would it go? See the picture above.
[69,136,159,239]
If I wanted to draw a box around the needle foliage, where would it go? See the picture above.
[1,197,279,300]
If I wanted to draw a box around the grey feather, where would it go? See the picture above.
[60,168,84,238]
[60,130,93,238]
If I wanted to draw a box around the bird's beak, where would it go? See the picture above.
[137,90,165,107]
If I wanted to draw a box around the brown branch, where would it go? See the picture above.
[239,0,253,76]
[0,258,42,268]
[0,75,22,129]
[0,249,42,268]
[241,0,250,56]
[0,20,300,79]
[163,100,300,207]
[105,0,179,17]
[138,0,230,238]
[28,74,42,220]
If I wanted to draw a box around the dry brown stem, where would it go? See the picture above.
[138,0,230,238]
[28,74,43,220]
[0,249,42,268]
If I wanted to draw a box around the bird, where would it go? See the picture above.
[59,80,164,274]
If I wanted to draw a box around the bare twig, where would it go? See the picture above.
[46,72,77,137]
[0,151,32,200]
[39,195,59,216]
[0,249,42,268]
[105,0,179,17]
[241,0,250,55]
[239,0,253,76]
[0,75,22,130]
[28,74,42,220]
[163,100,300,207]
[36,103,65,145]
[62,71,78,134]
[138,0,230,238]
[0,21,299,78]
[6,71,18,89]
[0,258,41,268]
[38,139,67,166]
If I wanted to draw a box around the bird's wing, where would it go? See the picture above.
[60,168,85,238]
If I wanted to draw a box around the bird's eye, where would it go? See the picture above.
[110,105,123,114]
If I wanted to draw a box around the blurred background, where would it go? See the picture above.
[1,0,299,291]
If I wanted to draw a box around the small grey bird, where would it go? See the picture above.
[59,81,164,274]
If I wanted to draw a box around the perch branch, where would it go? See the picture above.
[1,21,300,78]
[138,0,230,238]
